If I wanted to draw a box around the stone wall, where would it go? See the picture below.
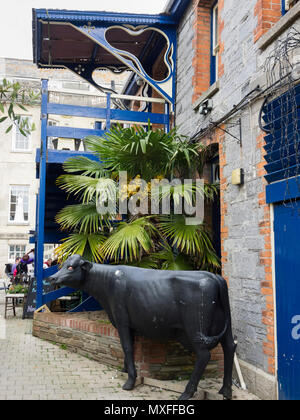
[175,0,300,398]
[33,311,224,381]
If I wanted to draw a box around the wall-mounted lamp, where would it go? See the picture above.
[136,77,144,87]
[199,99,213,116]
[231,168,244,186]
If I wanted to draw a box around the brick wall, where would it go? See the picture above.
[192,0,212,103]
[256,131,275,376]
[254,0,282,42]
[33,311,224,380]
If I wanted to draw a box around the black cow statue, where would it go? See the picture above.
[50,255,236,400]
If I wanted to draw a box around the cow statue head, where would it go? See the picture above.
[49,254,93,290]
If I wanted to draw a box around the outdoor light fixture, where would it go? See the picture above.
[199,99,213,116]
[136,77,144,86]
[231,168,244,186]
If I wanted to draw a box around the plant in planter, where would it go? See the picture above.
[8,284,29,295]
[54,124,220,272]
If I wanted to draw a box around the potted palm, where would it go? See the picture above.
[54,124,220,272]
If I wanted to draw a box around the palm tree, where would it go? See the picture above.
[55,124,220,272]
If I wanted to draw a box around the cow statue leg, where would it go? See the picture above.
[179,345,211,400]
[219,328,237,399]
[117,326,137,391]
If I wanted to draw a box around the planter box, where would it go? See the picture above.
[33,311,224,380]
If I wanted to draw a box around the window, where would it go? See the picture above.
[48,119,58,150]
[282,0,299,14]
[8,245,26,261]
[62,81,90,91]
[12,116,32,151]
[211,2,219,85]
[9,186,29,224]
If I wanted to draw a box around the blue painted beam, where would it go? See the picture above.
[47,126,104,139]
[266,177,300,203]
[47,103,108,119]
[43,265,59,280]
[36,149,99,165]
[110,108,167,124]
[69,296,102,313]
[36,79,49,309]
[34,8,177,26]
[47,102,167,125]
[42,287,76,305]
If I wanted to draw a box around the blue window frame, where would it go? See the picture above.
[210,1,219,86]
[282,0,298,15]
[282,0,287,15]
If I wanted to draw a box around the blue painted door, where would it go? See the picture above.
[274,200,300,400]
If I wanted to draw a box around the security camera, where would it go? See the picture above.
[199,99,213,115]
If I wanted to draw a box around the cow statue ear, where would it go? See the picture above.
[79,259,93,272]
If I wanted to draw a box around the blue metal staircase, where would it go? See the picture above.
[31,79,170,310]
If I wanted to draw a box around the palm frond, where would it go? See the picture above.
[63,156,107,177]
[100,217,157,263]
[84,126,180,181]
[158,215,220,269]
[56,175,117,205]
[151,243,193,271]
[55,233,106,263]
[56,202,113,234]
[151,181,219,210]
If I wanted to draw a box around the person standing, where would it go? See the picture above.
[11,257,20,275]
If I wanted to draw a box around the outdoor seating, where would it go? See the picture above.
[4,293,27,319]
[4,264,13,283]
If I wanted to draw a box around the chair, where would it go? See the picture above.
[0,280,8,293]
[4,264,13,282]
[4,293,27,319]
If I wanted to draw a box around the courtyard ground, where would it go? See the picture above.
[0,289,259,400]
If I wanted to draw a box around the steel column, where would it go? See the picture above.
[36,79,48,309]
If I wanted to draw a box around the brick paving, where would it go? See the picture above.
[0,290,179,400]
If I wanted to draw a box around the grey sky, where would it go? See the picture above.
[0,0,169,60]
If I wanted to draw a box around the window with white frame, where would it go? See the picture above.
[12,116,32,151]
[211,2,219,85]
[9,186,29,224]
[48,119,59,149]
[8,244,26,261]
[284,0,299,13]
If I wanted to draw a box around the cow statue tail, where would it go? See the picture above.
[193,319,228,347]
[193,274,231,347]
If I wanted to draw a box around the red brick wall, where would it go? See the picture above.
[192,0,224,103]
[254,0,282,43]
[256,131,275,376]
[192,0,212,103]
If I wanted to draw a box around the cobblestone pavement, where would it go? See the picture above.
[0,290,259,401]
[0,291,179,400]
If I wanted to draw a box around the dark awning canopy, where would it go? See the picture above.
[38,20,169,78]
[32,7,188,106]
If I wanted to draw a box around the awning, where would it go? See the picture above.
[32,8,181,106]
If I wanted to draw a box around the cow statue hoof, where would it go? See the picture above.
[122,379,136,391]
[219,386,232,400]
[178,392,194,401]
